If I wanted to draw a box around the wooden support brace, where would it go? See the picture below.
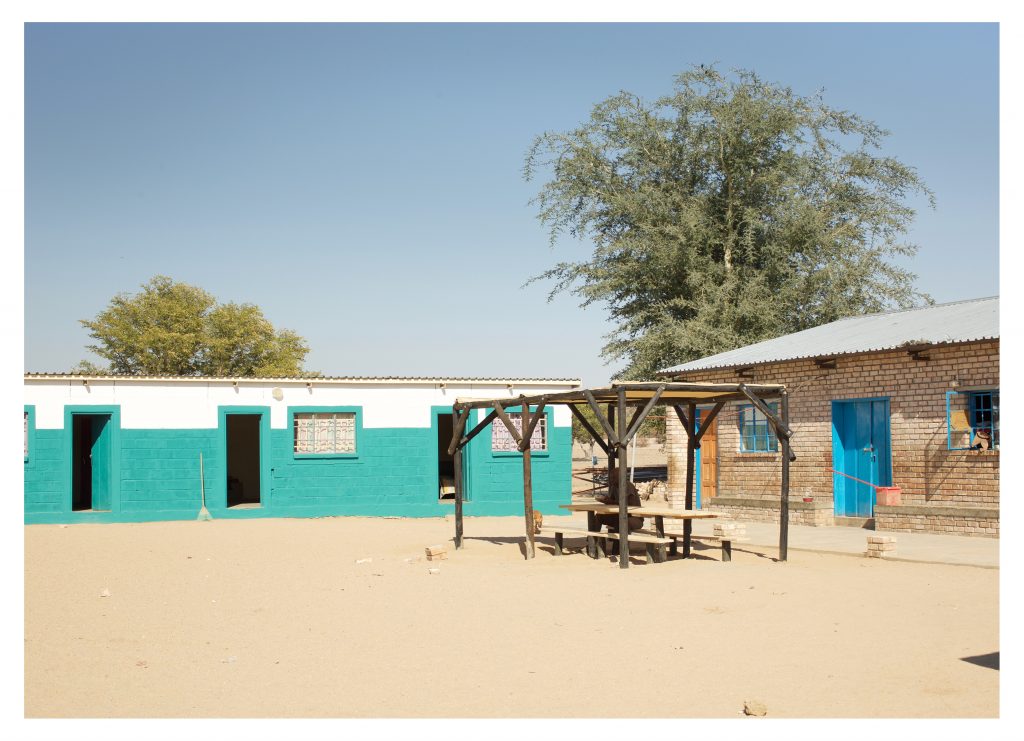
[492,402,524,445]
[518,402,546,452]
[456,409,498,451]
[446,407,471,455]
[673,405,694,444]
[623,385,665,445]
[739,384,792,440]
[568,405,610,455]
[584,389,619,445]
[694,402,724,446]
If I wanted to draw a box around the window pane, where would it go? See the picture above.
[294,412,355,454]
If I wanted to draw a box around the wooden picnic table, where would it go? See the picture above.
[558,503,719,558]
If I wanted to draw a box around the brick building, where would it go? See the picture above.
[658,297,999,537]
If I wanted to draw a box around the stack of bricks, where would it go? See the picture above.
[425,544,448,561]
[713,521,747,539]
[866,535,897,558]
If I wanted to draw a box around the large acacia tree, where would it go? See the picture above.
[524,66,933,378]
[78,275,311,376]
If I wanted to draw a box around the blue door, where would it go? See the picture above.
[832,400,891,517]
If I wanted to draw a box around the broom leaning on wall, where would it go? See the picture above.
[198,452,212,521]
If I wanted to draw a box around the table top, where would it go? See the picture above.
[633,507,718,519]
[559,503,626,515]
[559,503,718,519]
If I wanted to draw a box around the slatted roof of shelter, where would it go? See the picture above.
[454,381,787,409]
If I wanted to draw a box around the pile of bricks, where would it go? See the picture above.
[425,544,448,562]
[713,521,747,539]
[866,535,897,558]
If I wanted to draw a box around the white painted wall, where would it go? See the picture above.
[24,379,576,430]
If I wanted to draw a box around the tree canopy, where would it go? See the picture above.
[524,66,933,379]
[78,275,311,377]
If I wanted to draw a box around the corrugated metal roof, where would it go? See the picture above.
[659,296,999,375]
[24,373,581,385]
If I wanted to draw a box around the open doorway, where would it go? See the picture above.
[226,414,262,508]
[72,414,113,511]
[437,413,456,502]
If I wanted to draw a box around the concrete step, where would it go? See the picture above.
[833,516,875,529]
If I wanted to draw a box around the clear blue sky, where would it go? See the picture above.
[24,22,999,386]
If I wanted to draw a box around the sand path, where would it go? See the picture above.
[25,515,998,718]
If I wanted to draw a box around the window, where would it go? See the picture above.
[739,403,778,453]
[24,411,29,459]
[947,389,999,450]
[294,412,356,455]
[492,411,547,452]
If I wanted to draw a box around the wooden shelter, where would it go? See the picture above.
[448,381,795,569]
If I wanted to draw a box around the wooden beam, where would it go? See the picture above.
[622,385,665,445]
[453,409,467,551]
[521,404,535,560]
[518,402,546,452]
[694,402,725,446]
[617,388,630,570]
[683,402,696,558]
[446,407,471,456]
[738,384,792,440]
[568,405,610,455]
[584,389,618,445]
[672,405,693,441]
[456,409,498,451]
[779,389,790,562]
[625,405,647,439]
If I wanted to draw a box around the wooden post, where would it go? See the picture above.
[522,404,535,560]
[453,410,467,550]
[780,389,790,562]
[684,402,696,558]
[606,402,617,496]
[617,389,630,569]
[605,403,616,558]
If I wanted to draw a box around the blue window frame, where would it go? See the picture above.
[947,390,999,450]
[739,403,778,453]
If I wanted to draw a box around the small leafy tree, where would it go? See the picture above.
[524,66,933,378]
[79,275,311,376]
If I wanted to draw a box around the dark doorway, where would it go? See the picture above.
[72,414,112,511]
[437,413,456,501]
[226,414,262,508]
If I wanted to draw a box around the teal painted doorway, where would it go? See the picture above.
[831,399,891,517]
[72,414,113,511]
[433,407,469,503]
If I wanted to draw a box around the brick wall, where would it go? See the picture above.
[665,340,999,537]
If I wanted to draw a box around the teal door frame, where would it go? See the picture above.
[217,406,272,512]
[831,397,892,517]
[63,405,121,514]
[432,406,471,503]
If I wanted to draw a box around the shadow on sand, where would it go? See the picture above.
[961,652,999,670]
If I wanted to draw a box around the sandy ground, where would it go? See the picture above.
[24,515,998,718]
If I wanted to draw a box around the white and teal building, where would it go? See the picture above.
[23,373,578,524]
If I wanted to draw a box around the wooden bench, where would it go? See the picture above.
[539,526,673,564]
[688,534,751,562]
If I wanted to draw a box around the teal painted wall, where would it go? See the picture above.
[24,407,571,524]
